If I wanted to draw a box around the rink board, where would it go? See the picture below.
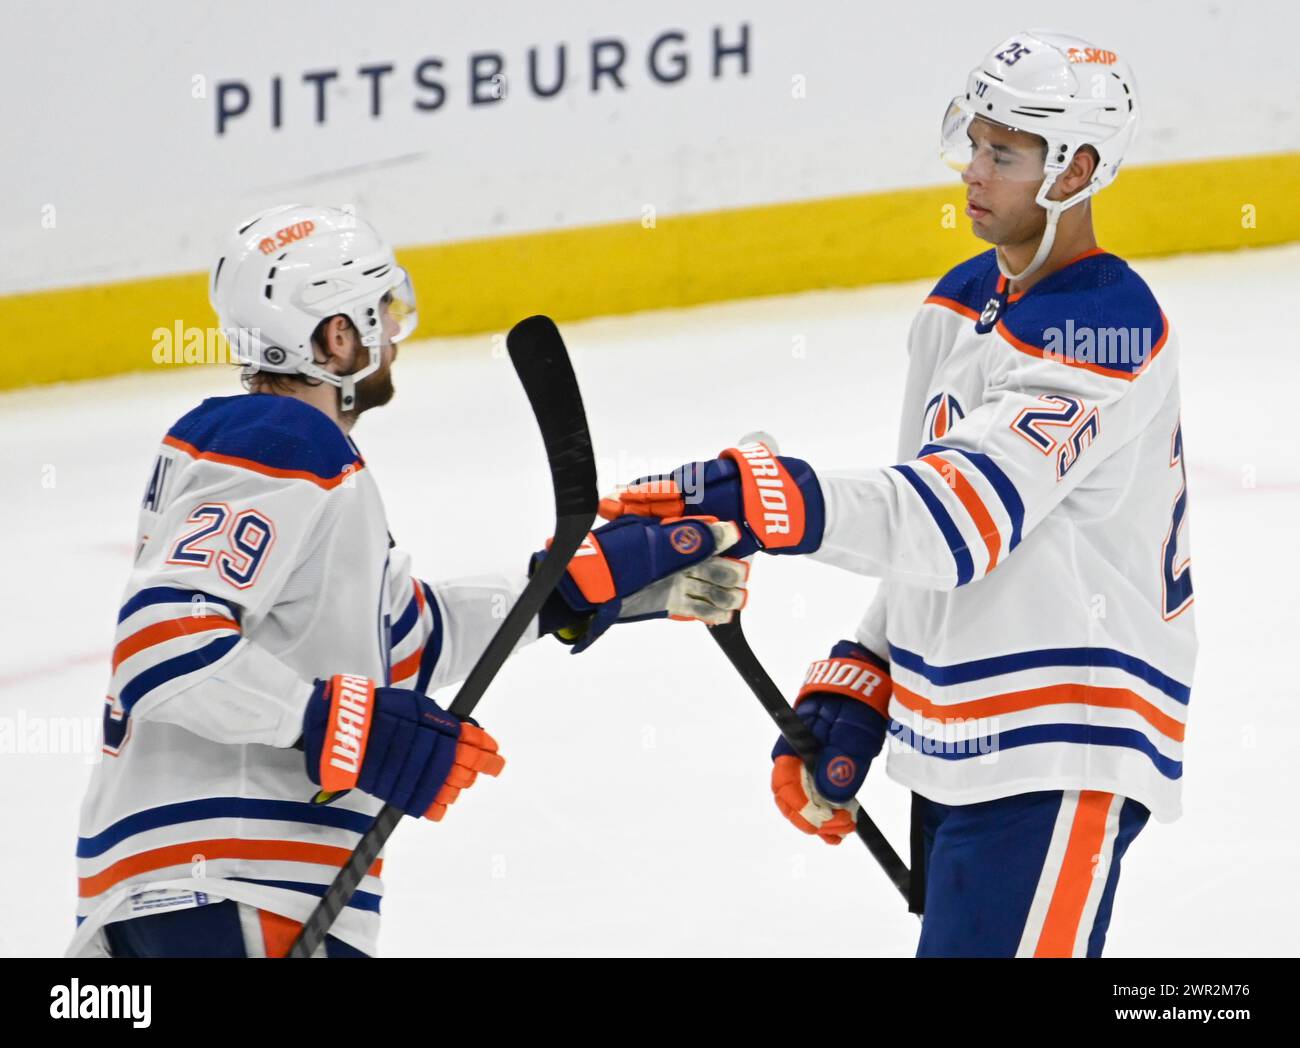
[2,150,1297,390]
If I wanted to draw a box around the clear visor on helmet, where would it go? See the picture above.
[381,268,419,344]
[939,97,1048,183]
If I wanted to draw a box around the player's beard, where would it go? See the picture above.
[346,353,395,416]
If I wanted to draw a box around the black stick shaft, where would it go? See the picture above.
[288,316,597,957]
[707,615,911,903]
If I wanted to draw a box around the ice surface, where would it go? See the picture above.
[2,244,1296,956]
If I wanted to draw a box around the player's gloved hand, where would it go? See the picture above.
[535,514,748,654]
[301,674,505,821]
[771,641,892,845]
[598,440,825,557]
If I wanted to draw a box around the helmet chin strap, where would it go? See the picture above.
[294,339,379,414]
[337,340,378,414]
[997,170,1099,285]
[996,195,1063,285]
[339,374,358,413]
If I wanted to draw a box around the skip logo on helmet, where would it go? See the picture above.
[257,220,316,255]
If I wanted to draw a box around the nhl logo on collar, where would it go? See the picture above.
[975,291,1006,333]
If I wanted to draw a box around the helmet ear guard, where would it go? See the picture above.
[288,315,373,414]
[288,263,417,412]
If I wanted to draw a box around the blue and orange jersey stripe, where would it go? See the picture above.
[118,586,241,625]
[918,452,1002,572]
[112,615,240,672]
[114,633,242,713]
[389,579,444,687]
[996,311,1170,382]
[889,642,1191,704]
[918,444,1025,552]
[889,719,1182,779]
[78,838,384,898]
[891,680,1186,744]
[389,579,427,683]
[77,797,378,858]
[162,434,363,489]
[891,462,975,585]
[923,294,981,320]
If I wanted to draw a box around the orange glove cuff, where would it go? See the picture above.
[795,656,892,719]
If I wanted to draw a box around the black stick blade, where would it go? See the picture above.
[506,316,599,518]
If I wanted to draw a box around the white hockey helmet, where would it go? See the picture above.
[940,30,1140,281]
[210,204,418,411]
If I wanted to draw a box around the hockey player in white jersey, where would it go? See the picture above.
[70,205,748,958]
[601,31,1195,956]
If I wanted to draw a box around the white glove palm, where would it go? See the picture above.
[619,520,749,625]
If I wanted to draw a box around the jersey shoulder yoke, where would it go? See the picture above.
[998,251,1168,379]
[164,394,361,488]
[925,249,1000,319]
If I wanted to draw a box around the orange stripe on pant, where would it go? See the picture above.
[79,838,384,898]
[919,454,1001,572]
[1033,791,1113,957]
[258,909,305,959]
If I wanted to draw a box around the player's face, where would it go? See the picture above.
[961,119,1048,246]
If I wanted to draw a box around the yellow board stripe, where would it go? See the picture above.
[2,150,1297,390]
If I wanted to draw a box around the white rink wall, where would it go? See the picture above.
[4,0,1299,293]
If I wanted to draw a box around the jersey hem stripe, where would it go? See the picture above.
[889,643,1190,704]
[888,720,1183,778]
[79,838,384,898]
[892,680,1185,743]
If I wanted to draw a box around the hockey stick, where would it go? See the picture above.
[707,614,911,903]
[289,315,599,957]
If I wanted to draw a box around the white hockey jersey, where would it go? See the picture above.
[809,248,1195,822]
[69,393,532,956]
